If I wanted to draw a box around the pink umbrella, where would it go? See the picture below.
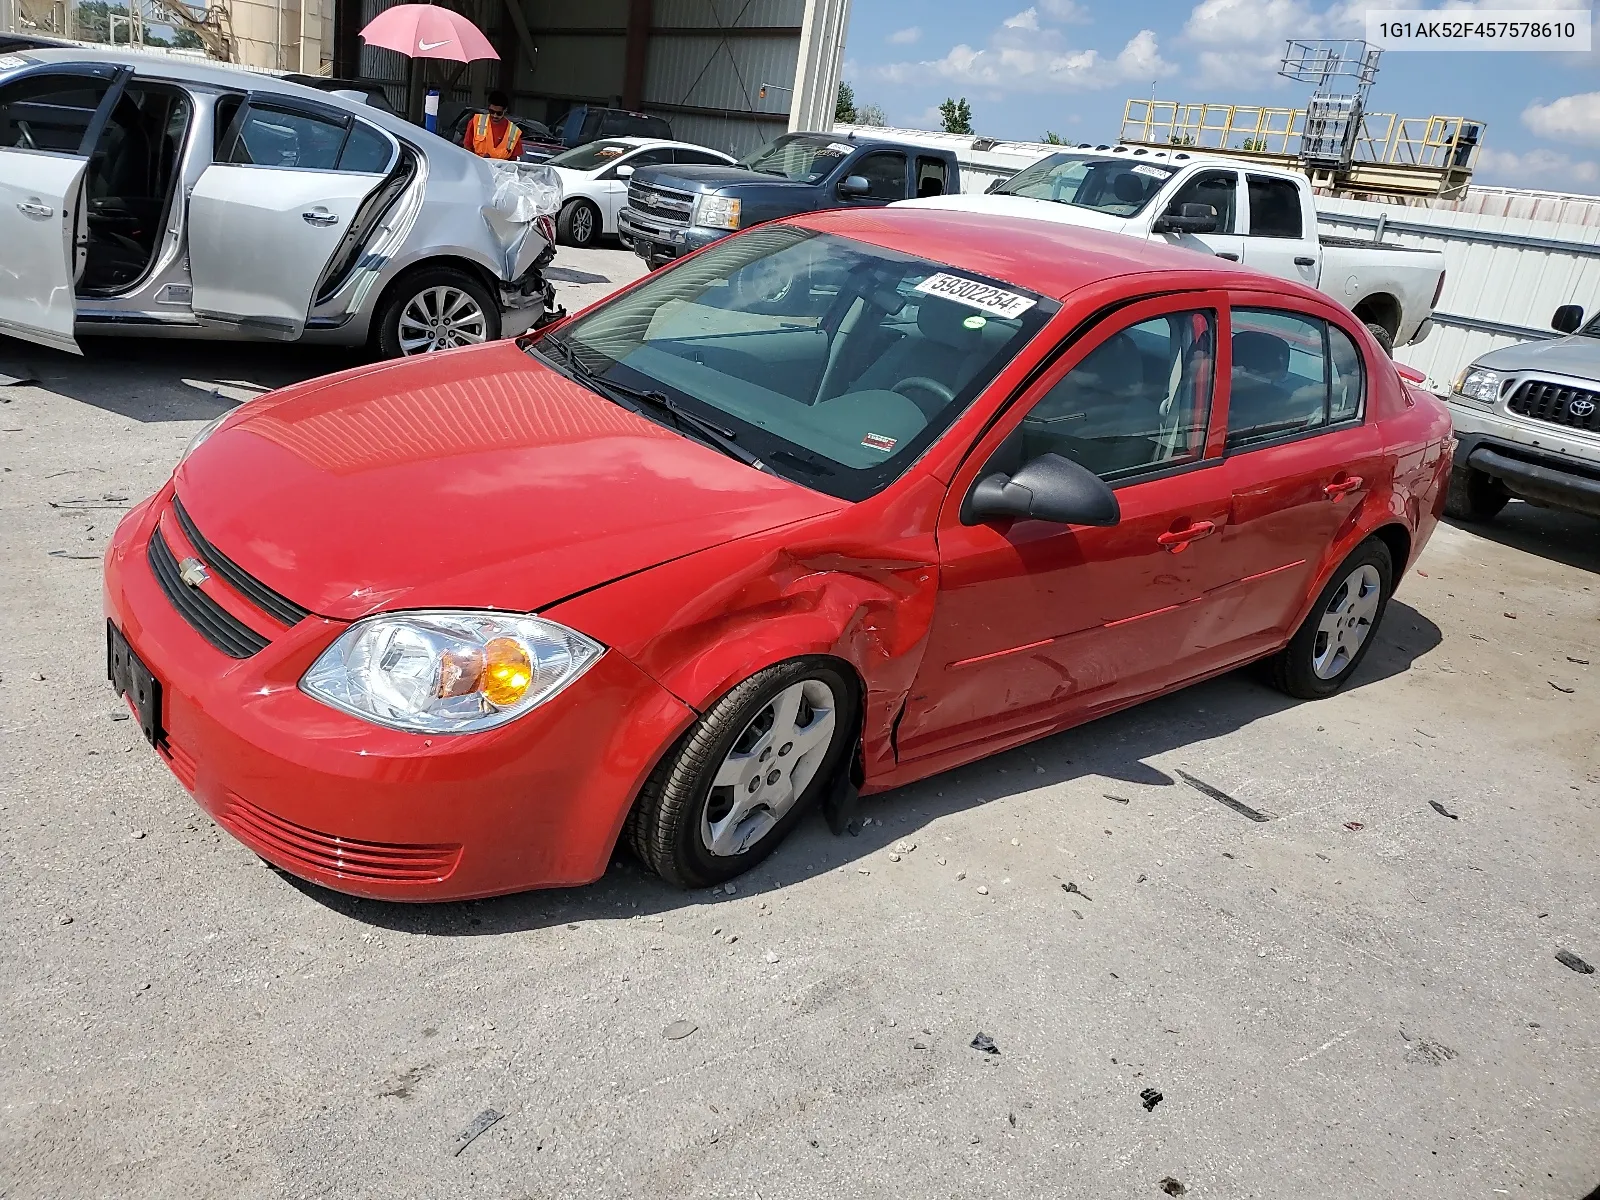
[360,3,499,62]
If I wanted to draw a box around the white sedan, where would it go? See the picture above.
[547,138,733,247]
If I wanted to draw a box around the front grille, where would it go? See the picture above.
[172,496,309,627]
[217,792,462,885]
[626,181,694,227]
[1507,379,1600,434]
[148,527,270,658]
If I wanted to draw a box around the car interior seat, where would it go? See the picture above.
[1228,330,1313,442]
[844,295,1005,417]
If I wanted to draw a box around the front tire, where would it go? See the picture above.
[1269,539,1393,699]
[374,266,500,359]
[557,199,601,247]
[626,659,859,888]
[1443,464,1509,522]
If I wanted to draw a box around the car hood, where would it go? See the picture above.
[641,164,809,192]
[1474,334,1600,379]
[896,193,1132,234]
[174,343,841,622]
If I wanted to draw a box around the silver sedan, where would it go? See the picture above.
[0,46,562,357]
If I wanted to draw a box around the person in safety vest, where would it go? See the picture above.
[463,90,523,160]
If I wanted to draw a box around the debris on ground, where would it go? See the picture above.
[764,951,780,964]
[1429,801,1460,820]
[1549,681,1576,694]
[1503,611,1517,619]
[1105,794,1131,804]
[1555,949,1594,974]
[449,1108,504,1157]
[976,885,989,895]
[110,712,130,722]
[1063,881,1092,901]
[1344,821,1365,832]
[1159,1178,1188,1196]
[1400,1030,1458,1065]
[888,853,901,862]
[130,830,146,840]
[662,1019,698,1040]
[1176,770,1272,822]
[1568,656,1590,665]
[970,1033,999,1055]
[1140,1087,1164,1111]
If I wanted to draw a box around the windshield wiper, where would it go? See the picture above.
[537,339,771,473]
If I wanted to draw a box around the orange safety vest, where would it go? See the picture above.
[468,112,521,160]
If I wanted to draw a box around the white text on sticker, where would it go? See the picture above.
[861,432,897,452]
[913,274,1036,320]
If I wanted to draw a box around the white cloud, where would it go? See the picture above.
[1476,147,1600,191]
[888,26,921,45]
[1004,8,1040,30]
[1523,93,1600,146]
[1039,0,1093,20]
[877,17,1175,95]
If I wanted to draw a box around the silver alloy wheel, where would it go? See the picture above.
[572,203,594,243]
[1312,563,1383,679]
[702,678,837,857]
[397,285,488,355]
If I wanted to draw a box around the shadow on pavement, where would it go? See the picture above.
[1445,502,1600,576]
[291,600,1442,935]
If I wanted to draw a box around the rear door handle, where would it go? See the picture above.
[1294,255,1316,267]
[302,208,339,226]
[17,200,52,218]
[1157,520,1218,553]
[1324,475,1364,499]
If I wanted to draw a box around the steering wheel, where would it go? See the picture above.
[892,376,955,409]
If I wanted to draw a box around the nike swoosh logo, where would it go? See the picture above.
[417,38,451,49]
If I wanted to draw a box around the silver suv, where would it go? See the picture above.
[1444,303,1600,522]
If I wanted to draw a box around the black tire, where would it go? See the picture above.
[1364,321,1395,357]
[1269,538,1394,700]
[557,199,601,247]
[625,658,859,888]
[1442,464,1509,522]
[374,265,500,359]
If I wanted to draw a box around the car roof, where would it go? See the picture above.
[793,206,1320,303]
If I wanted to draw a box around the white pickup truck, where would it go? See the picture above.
[901,147,1445,354]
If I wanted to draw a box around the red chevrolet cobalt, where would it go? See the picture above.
[104,210,1452,900]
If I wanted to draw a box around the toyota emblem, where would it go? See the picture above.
[1570,397,1597,418]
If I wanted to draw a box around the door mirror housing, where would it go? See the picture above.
[1154,202,1219,235]
[615,164,635,179]
[965,453,1121,527]
[1553,303,1584,334]
[838,174,871,198]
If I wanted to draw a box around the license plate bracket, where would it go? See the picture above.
[107,620,163,746]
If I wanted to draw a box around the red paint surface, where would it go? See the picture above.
[104,210,1452,900]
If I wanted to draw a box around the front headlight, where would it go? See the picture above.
[1452,366,1503,405]
[181,412,229,462]
[693,194,741,231]
[301,610,603,734]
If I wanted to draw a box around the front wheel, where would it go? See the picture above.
[374,267,500,358]
[1269,539,1393,699]
[1442,464,1509,522]
[625,659,859,888]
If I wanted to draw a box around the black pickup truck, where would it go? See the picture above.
[618,131,962,268]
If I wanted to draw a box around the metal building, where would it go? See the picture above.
[333,0,850,157]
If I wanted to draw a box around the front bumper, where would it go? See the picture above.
[1446,399,1600,518]
[617,208,727,264]
[103,485,695,901]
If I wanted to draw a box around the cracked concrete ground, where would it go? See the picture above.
[2,246,1597,1199]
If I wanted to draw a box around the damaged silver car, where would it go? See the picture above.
[0,47,563,357]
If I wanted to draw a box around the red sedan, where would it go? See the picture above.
[103,209,1453,901]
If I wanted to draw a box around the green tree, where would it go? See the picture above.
[835,81,858,124]
[939,97,973,135]
[1042,130,1065,144]
[174,28,204,48]
[857,102,887,127]
[73,0,114,42]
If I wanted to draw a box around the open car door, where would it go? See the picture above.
[0,62,130,354]
[188,95,395,340]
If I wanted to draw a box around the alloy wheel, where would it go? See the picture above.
[1311,563,1383,679]
[397,286,489,355]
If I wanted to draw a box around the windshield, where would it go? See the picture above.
[1581,311,1600,338]
[737,134,853,182]
[536,227,1058,501]
[994,152,1177,216]
[548,140,634,170]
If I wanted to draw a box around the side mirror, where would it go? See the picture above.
[1154,202,1219,234]
[965,453,1121,527]
[1553,303,1584,334]
[838,175,871,198]
[616,164,635,179]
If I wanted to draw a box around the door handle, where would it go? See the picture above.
[1157,520,1218,553]
[1294,255,1316,267]
[17,200,53,218]
[1214,251,1239,261]
[301,208,339,226]
[1324,475,1364,499]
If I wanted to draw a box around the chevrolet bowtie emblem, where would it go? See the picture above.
[178,556,210,588]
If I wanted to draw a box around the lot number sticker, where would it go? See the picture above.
[913,274,1036,320]
[1131,164,1168,179]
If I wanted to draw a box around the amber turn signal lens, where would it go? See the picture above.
[481,637,533,706]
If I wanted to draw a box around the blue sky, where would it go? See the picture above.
[840,0,1600,194]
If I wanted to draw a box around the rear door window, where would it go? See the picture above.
[915,155,947,197]
[1228,308,1364,447]
[221,103,349,169]
[336,120,394,173]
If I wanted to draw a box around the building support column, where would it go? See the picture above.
[789,0,851,133]
[622,0,652,110]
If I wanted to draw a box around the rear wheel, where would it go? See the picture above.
[375,266,500,358]
[626,659,858,888]
[1443,464,1509,522]
[1364,321,1395,357]
[1269,539,1393,699]
[557,199,601,247]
